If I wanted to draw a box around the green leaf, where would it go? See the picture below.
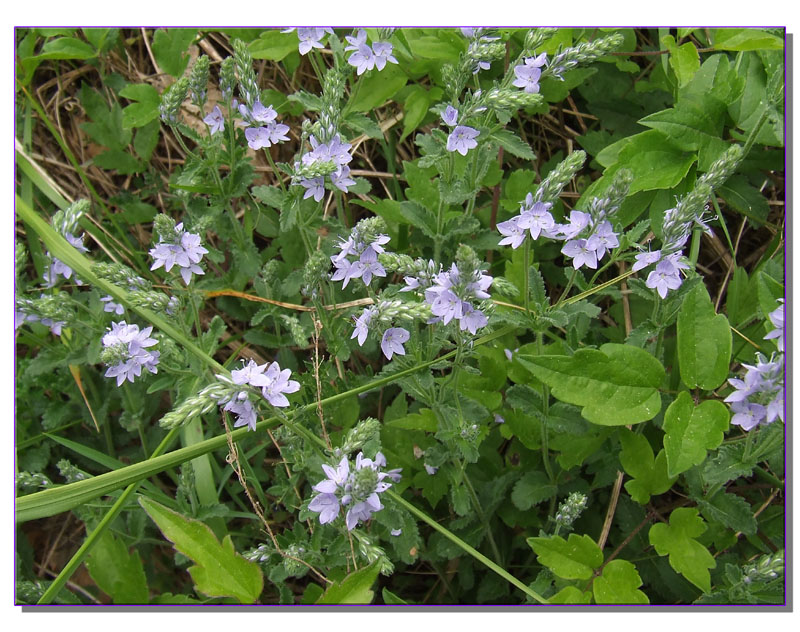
[756,270,784,319]
[487,129,536,161]
[662,393,730,477]
[664,36,700,86]
[139,497,263,603]
[401,87,431,141]
[619,429,677,504]
[712,28,784,51]
[317,562,380,604]
[640,95,728,171]
[251,185,286,210]
[151,29,197,77]
[718,176,770,226]
[85,530,149,604]
[134,119,161,161]
[612,130,696,193]
[93,149,144,175]
[346,63,407,113]
[592,560,649,604]
[548,586,593,604]
[249,29,297,60]
[120,83,161,129]
[36,37,97,60]
[511,471,557,511]
[696,489,758,536]
[527,533,603,580]
[649,507,716,593]
[381,587,409,604]
[517,343,664,426]
[677,284,732,390]
[344,112,384,139]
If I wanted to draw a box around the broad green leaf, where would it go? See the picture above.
[680,54,745,107]
[82,28,118,52]
[695,489,757,536]
[139,497,263,603]
[120,83,161,129]
[381,587,409,604]
[510,471,557,511]
[93,149,144,174]
[756,271,784,319]
[612,130,697,193]
[649,507,716,593]
[677,284,732,390]
[151,29,197,77]
[36,37,97,60]
[134,119,161,161]
[401,87,431,141]
[728,54,783,148]
[712,28,784,51]
[249,29,297,60]
[527,533,603,580]
[346,63,407,114]
[79,85,131,151]
[548,586,593,604]
[517,343,665,426]
[404,30,464,61]
[662,393,730,477]
[619,429,677,504]
[86,531,149,604]
[317,562,380,604]
[640,95,728,170]
[592,559,649,604]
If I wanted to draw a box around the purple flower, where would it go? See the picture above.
[348,43,376,75]
[261,361,300,407]
[330,165,356,193]
[371,41,398,70]
[360,260,386,286]
[559,210,592,240]
[512,63,543,93]
[301,177,325,202]
[250,100,277,124]
[245,126,273,150]
[308,492,340,524]
[446,126,480,156]
[429,289,463,325]
[562,238,599,270]
[494,413,505,424]
[497,217,526,249]
[351,306,376,346]
[44,233,88,287]
[231,359,270,389]
[390,528,402,536]
[645,254,689,298]
[441,105,459,127]
[203,105,224,135]
[764,299,784,352]
[149,223,208,285]
[424,464,438,475]
[344,29,368,52]
[632,249,662,272]
[730,401,767,431]
[102,321,160,386]
[459,304,488,335]
[224,398,258,432]
[724,352,784,429]
[297,28,330,55]
[101,295,124,315]
[592,221,620,260]
[517,201,556,240]
[381,327,410,360]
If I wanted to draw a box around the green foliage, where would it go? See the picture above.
[677,284,732,390]
[317,562,381,604]
[662,392,729,477]
[517,344,664,426]
[527,534,603,580]
[592,560,649,604]
[649,507,716,593]
[86,531,149,604]
[619,429,676,504]
[139,497,263,603]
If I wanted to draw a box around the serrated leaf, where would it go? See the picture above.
[86,531,149,604]
[702,442,757,486]
[318,563,379,604]
[120,83,161,129]
[343,112,384,139]
[93,149,144,175]
[696,489,757,535]
[488,129,536,160]
[139,497,263,603]
[527,533,603,580]
[37,37,97,60]
[592,559,649,604]
[677,284,732,390]
[517,343,664,426]
[649,507,715,593]
[663,392,730,477]
[251,185,286,210]
[511,471,557,511]
[619,429,677,504]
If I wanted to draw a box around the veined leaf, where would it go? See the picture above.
[527,533,603,580]
[662,393,729,477]
[649,507,716,593]
[139,497,263,603]
[517,343,665,426]
[592,559,649,604]
[317,562,380,604]
[677,284,732,390]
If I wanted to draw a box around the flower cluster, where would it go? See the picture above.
[297,134,355,200]
[497,194,557,249]
[239,100,290,151]
[218,359,301,431]
[149,221,209,284]
[351,298,431,360]
[512,53,547,94]
[724,353,784,431]
[460,28,503,74]
[330,217,390,288]
[100,321,160,386]
[423,263,492,334]
[441,106,480,156]
[345,29,398,75]
[308,452,401,530]
[284,27,334,55]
